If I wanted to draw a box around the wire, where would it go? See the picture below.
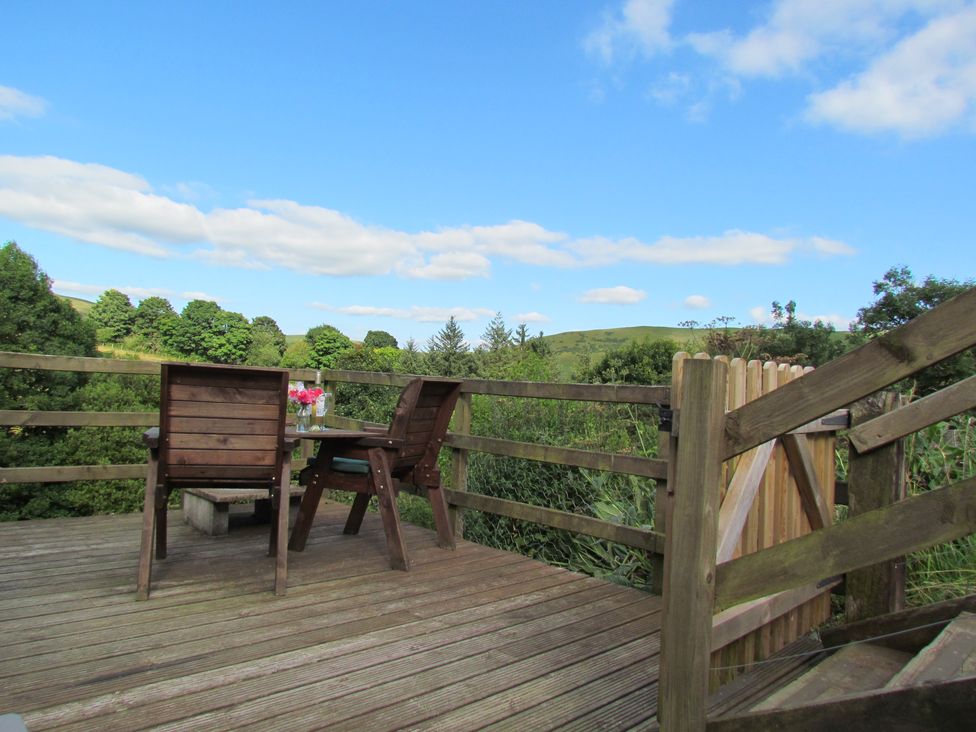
[710,618,953,672]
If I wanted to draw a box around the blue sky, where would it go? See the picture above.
[2,1,974,347]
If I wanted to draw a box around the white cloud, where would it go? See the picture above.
[51,279,223,304]
[0,155,855,281]
[687,0,946,78]
[585,0,675,63]
[513,311,551,323]
[312,303,494,323]
[808,236,857,256]
[571,229,835,265]
[593,1,975,138]
[580,285,647,304]
[684,294,711,309]
[806,6,976,137]
[0,86,47,121]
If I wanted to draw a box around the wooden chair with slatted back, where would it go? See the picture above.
[289,377,462,570]
[137,362,296,599]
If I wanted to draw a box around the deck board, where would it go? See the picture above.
[0,502,663,731]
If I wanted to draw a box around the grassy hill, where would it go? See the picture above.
[543,325,690,380]
[61,295,94,317]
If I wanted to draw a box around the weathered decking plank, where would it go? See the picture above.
[0,503,665,731]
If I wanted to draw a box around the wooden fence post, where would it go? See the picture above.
[659,357,727,731]
[651,353,687,595]
[449,391,473,538]
[846,391,908,622]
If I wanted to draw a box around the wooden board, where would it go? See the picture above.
[0,505,664,732]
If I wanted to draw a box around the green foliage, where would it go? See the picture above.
[851,267,976,395]
[399,338,424,375]
[279,339,312,368]
[576,338,677,385]
[426,316,475,377]
[0,241,98,363]
[205,310,252,364]
[88,289,135,342]
[160,299,253,364]
[363,330,398,349]
[1,368,160,519]
[0,243,149,520]
[332,346,403,424]
[570,470,657,588]
[0,241,96,415]
[903,415,976,604]
[133,296,177,352]
[306,324,354,369]
[702,303,845,366]
[166,299,222,358]
[252,316,287,350]
[481,313,513,351]
[246,328,287,366]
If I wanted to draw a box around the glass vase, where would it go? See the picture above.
[295,404,312,432]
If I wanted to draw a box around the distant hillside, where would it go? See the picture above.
[542,325,690,380]
[61,295,94,317]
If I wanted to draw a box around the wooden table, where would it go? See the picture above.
[284,429,406,563]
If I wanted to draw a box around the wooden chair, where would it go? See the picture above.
[289,377,463,570]
[137,362,297,600]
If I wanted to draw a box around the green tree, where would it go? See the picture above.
[0,241,98,518]
[852,267,976,395]
[306,324,354,369]
[252,316,287,353]
[88,289,135,343]
[0,241,97,411]
[426,316,474,377]
[166,299,222,358]
[246,316,286,366]
[204,310,252,364]
[132,296,177,352]
[279,339,311,368]
[400,338,423,374]
[363,330,398,349]
[515,323,530,348]
[477,313,516,378]
[481,313,513,351]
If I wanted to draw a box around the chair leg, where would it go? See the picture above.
[426,483,456,550]
[268,488,279,557]
[154,488,168,560]
[368,448,409,571]
[273,460,290,596]
[137,456,159,600]
[343,493,371,535]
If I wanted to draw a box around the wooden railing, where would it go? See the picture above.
[658,286,976,730]
[0,352,670,557]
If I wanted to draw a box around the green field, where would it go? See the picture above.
[542,325,690,380]
[62,295,94,317]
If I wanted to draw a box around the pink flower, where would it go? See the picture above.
[288,385,324,406]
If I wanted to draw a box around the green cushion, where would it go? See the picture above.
[330,456,370,474]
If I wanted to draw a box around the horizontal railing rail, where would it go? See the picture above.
[0,351,669,553]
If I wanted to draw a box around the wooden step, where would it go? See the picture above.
[753,643,912,711]
[886,611,976,688]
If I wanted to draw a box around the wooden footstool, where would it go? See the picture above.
[181,486,306,536]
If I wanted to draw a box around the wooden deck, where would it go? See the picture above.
[0,502,663,730]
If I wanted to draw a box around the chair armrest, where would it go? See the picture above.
[143,427,160,449]
[363,425,388,433]
[283,437,301,451]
